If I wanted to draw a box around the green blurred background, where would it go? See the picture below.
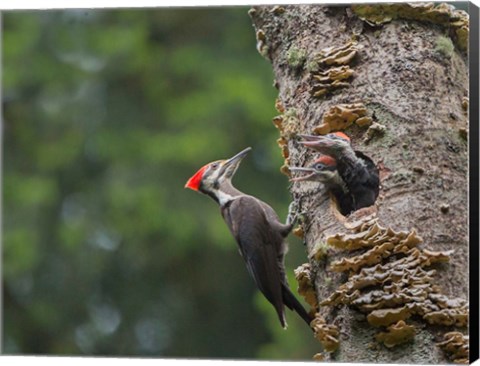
[2,7,319,359]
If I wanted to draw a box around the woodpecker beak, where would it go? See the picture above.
[225,147,252,164]
[219,147,252,179]
[297,134,321,141]
[289,167,317,182]
[298,135,335,150]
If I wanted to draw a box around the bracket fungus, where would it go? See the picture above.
[318,216,468,348]
[275,98,286,113]
[312,40,361,66]
[313,352,325,361]
[311,67,354,98]
[330,241,396,273]
[293,226,305,238]
[367,306,412,327]
[352,3,469,51]
[311,314,340,353]
[437,331,469,364]
[424,307,468,327]
[294,263,318,311]
[313,103,372,135]
[326,222,422,252]
[309,41,360,98]
[375,320,415,348]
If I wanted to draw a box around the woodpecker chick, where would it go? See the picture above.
[290,155,354,215]
[298,132,379,214]
[290,155,340,184]
[185,148,313,329]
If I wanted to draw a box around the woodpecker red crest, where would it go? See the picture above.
[330,131,350,142]
[314,155,336,167]
[185,164,209,191]
[184,148,251,200]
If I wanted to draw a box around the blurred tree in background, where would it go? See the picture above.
[2,7,319,359]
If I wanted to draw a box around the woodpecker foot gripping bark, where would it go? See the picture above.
[286,201,307,227]
[286,201,299,227]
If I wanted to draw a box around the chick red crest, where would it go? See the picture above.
[332,131,350,142]
[185,164,209,191]
[315,155,336,166]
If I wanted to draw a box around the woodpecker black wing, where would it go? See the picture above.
[258,200,294,239]
[220,195,312,328]
[329,183,355,216]
[351,151,380,209]
[254,201,313,326]
[337,150,379,212]
[221,195,287,327]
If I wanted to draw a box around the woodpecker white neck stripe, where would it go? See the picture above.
[217,191,235,206]
[217,192,248,207]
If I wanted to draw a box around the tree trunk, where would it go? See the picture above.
[250,4,469,364]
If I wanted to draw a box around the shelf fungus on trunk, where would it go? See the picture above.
[351,2,469,51]
[295,263,340,357]
[309,41,361,98]
[312,103,373,136]
[294,263,319,312]
[437,331,469,364]
[375,320,415,348]
[311,68,354,98]
[312,40,360,66]
[317,215,468,350]
[311,314,340,354]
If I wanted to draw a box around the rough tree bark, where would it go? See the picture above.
[250,4,469,364]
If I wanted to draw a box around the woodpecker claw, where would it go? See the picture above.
[286,200,308,228]
[286,201,300,226]
[296,211,308,225]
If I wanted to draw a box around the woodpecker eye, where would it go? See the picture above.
[314,163,325,170]
[211,163,219,169]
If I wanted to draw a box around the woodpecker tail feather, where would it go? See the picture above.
[282,284,314,329]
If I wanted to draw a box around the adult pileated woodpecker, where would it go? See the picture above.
[185,147,313,329]
[289,155,354,216]
[298,132,379,214]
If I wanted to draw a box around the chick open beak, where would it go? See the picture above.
[289,166,317,182]
[299,134,333,147]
